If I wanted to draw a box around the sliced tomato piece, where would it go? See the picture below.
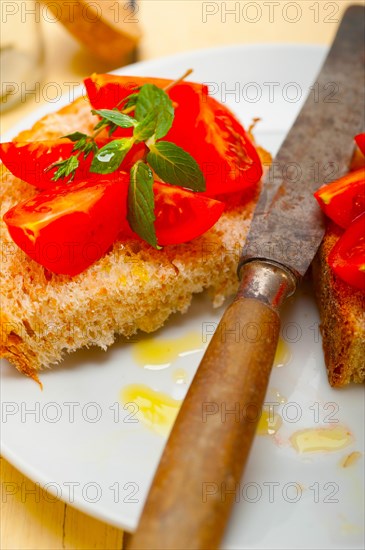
[0,139,146,190]
[355,133,365,155]
[0,139,76,189]
[153,182,225,245]
[85,74,262,196]
[118,182,225,246]
[328,213,365,290]
[4,173,224,275]
[3,174,129,276]
[84,73,208,111]
[314,168,365,228]
[169,95,263,196]
[85,76,205,145]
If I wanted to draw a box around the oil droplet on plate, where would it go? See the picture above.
[173,368,188,385]
[290,426,353,453]
[121,384,182,436]
[267,387,287,404]
[132,332,203,370]
[273,338,291,368]
[256,410,282,436]
[340,451,362,468]
[338,513,363,535]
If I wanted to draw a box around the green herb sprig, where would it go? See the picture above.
[47,69,205,248]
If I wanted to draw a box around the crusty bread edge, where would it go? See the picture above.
[1,96,262,383]
[312,222,365,387]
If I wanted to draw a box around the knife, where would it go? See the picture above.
[127,6,365,550]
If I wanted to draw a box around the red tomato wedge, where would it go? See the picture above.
[117,182,225,245]
[355,133,365,155]
[0,139,76,189]
[4,175,225,275]
[3,174,129,276]
[166,94,263,196]
[328,213,365,290]
[152,182,225,245]
[314,168,365,229]
[84,73,208,110]
[84,74,262,196]
[0,139,146,190]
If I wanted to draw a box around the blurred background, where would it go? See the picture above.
[1,0,362,132]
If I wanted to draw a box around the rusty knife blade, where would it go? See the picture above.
[240,5,365,277]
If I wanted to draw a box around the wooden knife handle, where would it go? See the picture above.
[127,262,296,550]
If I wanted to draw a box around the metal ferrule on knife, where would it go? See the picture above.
[237,260,297,311]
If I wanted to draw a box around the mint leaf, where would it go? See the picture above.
[90,139,133,174]
[134,84,165,119]
[121,91,140,110]
[74,140,98,158]
[134,84,174,141]
[72,138,87,152]
[133,111,160,143]
[92,109,137,129]
[51,156,79,182]
[64,131,88,142]
[127,161,160,249]
[147,141,205,192]
[62,131,98,157]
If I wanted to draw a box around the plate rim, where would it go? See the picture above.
[1,42,332,535]
[1,42,327,141]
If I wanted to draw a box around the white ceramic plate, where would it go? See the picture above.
[1,45,364,549]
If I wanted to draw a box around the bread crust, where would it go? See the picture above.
[312,222,365,387]
[1,97,259,381]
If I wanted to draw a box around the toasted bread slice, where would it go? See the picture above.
[312,222,365,387]
[0,98,261,383]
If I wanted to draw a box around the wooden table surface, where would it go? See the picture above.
[0,1,361,548]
